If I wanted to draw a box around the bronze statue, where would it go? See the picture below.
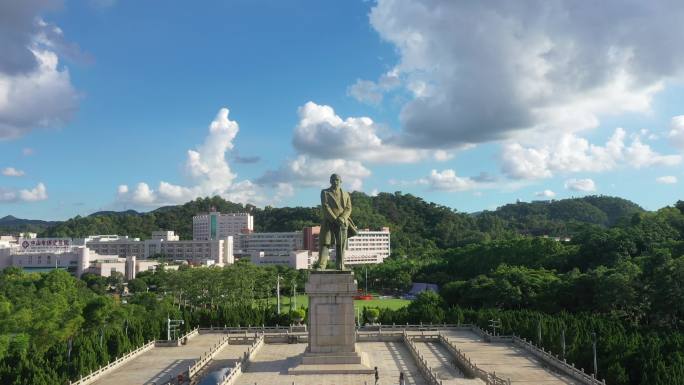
[318,174,357,270]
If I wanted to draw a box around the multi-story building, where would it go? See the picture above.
[84,231,234,266]
[193,211,253,241]
[345,227,391,265]
[0,236,121,277]
[303,226,391,265]
[250,250,319,270]
[238,231,303,257]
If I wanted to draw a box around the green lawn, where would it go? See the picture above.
[266,294,410,313]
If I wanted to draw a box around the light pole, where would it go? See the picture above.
[364,265,368,294]
[561,329,566,360]
[537,317,542,346]
[276,274,281,315]
[293,279,297,310]
[591,331,598,377]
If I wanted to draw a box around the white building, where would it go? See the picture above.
[238,231,303,257]
[90,255,161,279]
[193,212,253,242]
[331,227,391,265]
[0,237,118,277]
[84,231,234,266]
[250,250,318,270]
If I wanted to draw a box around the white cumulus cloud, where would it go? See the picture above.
[669,115,684,151]
[347,70,401,105]
[117,108,264,206]
[564,178,596,192]
[0,182,47,202]
[501,128,681,179]
[359,0,684,148]
[0,0,81,139]
[656,176,677,184]
[535,190,556,198]
[293,101,432,163]
[423,169,478,192]
[2,167,25,177]
[259,155,371,192]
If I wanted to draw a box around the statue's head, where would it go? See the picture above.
[330,173,342,188]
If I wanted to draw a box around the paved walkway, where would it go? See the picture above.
[413,341,483,385]
[191,344,250,385]
[235,342,428,385]
[441,330,578,384]
[90,333,225,385]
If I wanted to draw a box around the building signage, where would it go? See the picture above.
[18,238,71,252]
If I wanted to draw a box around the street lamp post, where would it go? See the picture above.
[276,274,281,315]
[561,329,566,360]
[537,317,542,346]
[592,331,598,377]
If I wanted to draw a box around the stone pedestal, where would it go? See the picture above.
[288,271,373,374]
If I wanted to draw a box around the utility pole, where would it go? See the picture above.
[276,274,281,315]
[592,331,598,377]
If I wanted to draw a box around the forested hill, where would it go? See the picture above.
[489,195,644,236]
[38,193,655,252]
[0,215,59,234]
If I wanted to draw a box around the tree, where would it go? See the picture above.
[407,291,445,323]
[127,279,147,293]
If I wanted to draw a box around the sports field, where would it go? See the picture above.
[267,294,410,313]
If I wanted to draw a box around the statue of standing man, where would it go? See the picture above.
[318,174,357,270]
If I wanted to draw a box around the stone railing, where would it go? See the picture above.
[439,334,509,385]
[69,340,155,385]
[511,336,605,385]
[468,326,605,385]
[198,323,476,335]
[356,330,405,342]
[215,333,265,385]
[402,332,443,385]
[358,323,475,332]
[199,324,292,334]
[187,334,231,378]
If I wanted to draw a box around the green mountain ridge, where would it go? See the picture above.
[30,193,664,255]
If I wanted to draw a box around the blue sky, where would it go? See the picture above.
[1,0,683,221]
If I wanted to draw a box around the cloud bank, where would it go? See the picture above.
[361,0,684,148]
[118,108,263,206]
[0,182,47,203]
[0,1,80,140]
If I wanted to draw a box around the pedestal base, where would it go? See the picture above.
[288,271,373,375]
[288,351,374,374]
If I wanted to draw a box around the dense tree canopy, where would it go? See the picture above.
[2,193,683,385]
